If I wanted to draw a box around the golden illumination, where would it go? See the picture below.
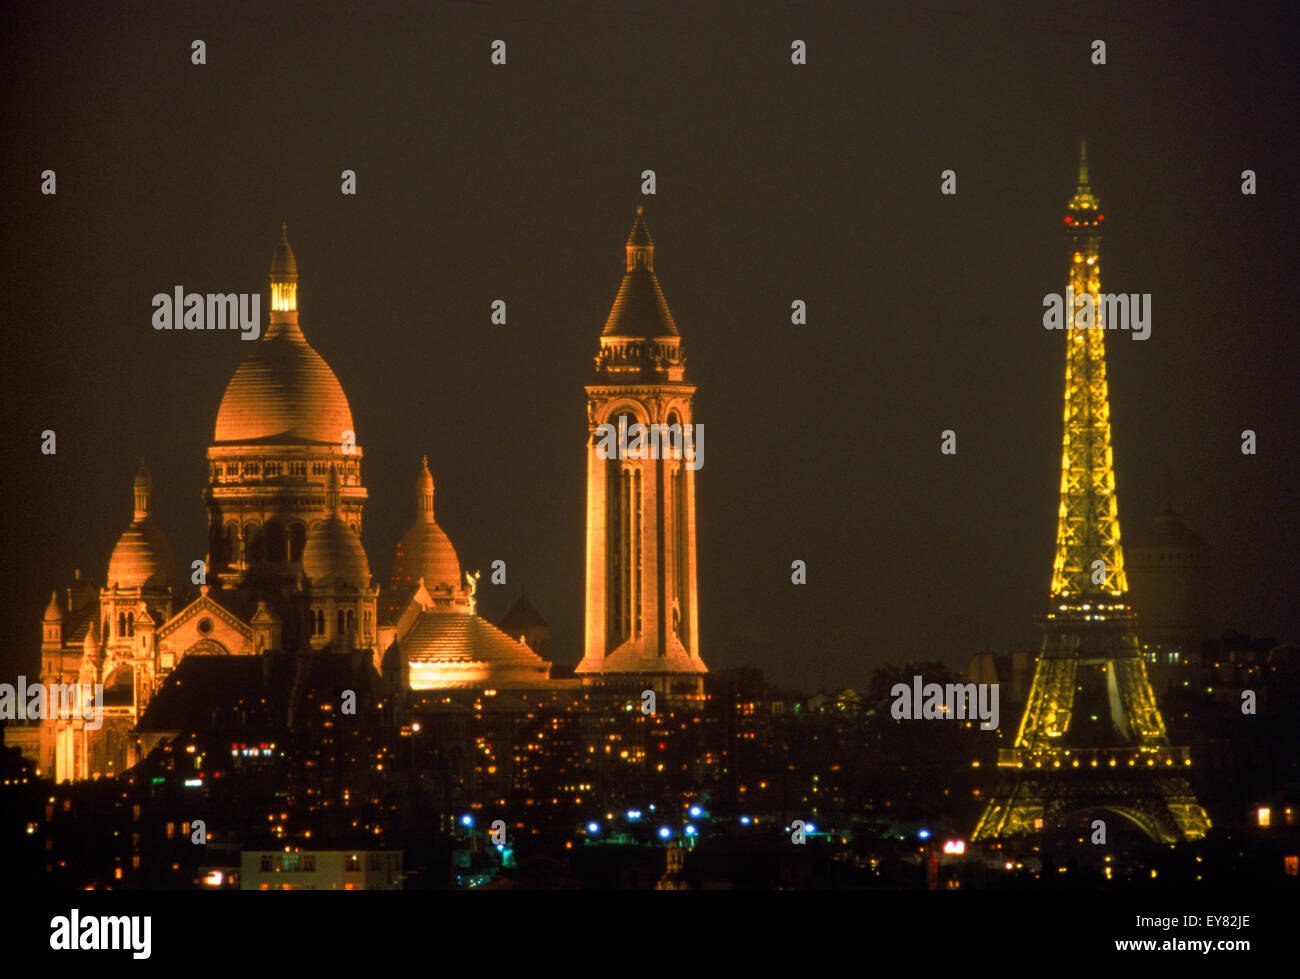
[271,281,297,312]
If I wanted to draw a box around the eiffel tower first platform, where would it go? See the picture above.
[972,145,1210,846]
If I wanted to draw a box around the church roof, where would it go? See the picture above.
[499,594,548,633]
[400,612,552,689]
[601,207,679,338]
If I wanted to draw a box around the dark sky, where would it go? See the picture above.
[2,1,1296,691]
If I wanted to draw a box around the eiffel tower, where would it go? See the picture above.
[972,145,1210,846]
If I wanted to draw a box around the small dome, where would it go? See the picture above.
[301,465,371,588]
[83,625,101,658]
[107,467,177,589]
[44,591,63,622]
[389,457,462,594]
[302,518,371,588]
[108,521,178,589]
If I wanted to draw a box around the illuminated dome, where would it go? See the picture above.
[107,460,177,589]
[389,457,462,594]
[302,466,371,588]
[213,225,354,445]
[43,591,63,622]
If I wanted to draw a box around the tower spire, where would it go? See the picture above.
[133,457,151,521]
[1069,141,1100,210]
[270,220,299,322]
[417,455,435,521]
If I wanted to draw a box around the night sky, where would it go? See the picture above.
[2,1,1296,690]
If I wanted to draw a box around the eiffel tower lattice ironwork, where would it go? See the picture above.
[972,144,1210,845]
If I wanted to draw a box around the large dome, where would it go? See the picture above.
[213,329,354,445]
[108,460,177,589]
[213,226,354,446]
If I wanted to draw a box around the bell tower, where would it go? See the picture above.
[576,207,706,700]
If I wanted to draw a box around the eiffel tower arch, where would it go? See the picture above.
[972,145,1210,847]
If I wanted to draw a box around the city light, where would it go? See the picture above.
[658,827,672,839]
[740,816,752,825]
[587,822,600,834]
[918,829,930,840]
[689,805,701,817]
[943,840,966,854]
[461,815,474,827]
[626,810,642,821]
[684,825,696,836]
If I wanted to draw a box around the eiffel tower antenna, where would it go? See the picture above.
[973,153,1210,846]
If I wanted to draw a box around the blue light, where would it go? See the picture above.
[689,805,702,817]
[626,810,642,821]
[918,828,931,840]
[740,816,752,826]
[658,827,672,839]
[806,823,816,833]
[649,804,656,811]
[460,814,474,827]
[685,825,697,836]
[587,822,600,834]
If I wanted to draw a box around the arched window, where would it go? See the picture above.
[225,524,240,565]
[118,612,126,637]
[337,609,345,636]
[346,609,355,633]
[127,612,135,637]
[316,609,326,636]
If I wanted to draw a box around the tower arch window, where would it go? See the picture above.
[337,609,345,636]
[118,612,126,637]
[225,523,240,566]
[127,612,135,637]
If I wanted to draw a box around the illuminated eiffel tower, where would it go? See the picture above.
[972,145,1210,845]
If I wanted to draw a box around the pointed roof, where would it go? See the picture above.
[271,220,298,279]
[1068,141,1100,210]
[601,206,679,338]
[44,591,63,622]
[499,593,548,633]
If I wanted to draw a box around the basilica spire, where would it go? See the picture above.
[133,457,151,521]
[417,455,435,521]
[268,220,300,337]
